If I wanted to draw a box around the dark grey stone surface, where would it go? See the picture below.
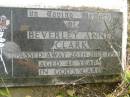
[0,7,123,86]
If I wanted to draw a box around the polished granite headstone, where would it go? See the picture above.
[0,7,123,86]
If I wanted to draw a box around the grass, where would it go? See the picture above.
[0,71,128,97]
[0,77,11,97]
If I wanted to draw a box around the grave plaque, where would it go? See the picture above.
[0,7,123,86]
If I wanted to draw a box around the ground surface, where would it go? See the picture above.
[7,83,117,97]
